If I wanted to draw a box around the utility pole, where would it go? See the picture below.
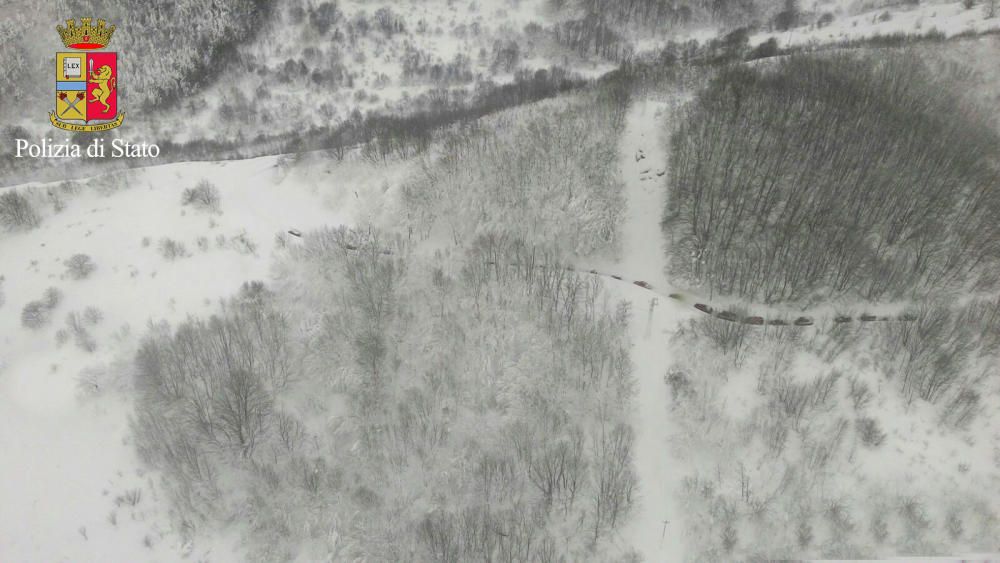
[646,297,658,339]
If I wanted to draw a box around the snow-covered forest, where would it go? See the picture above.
[2,0,1000,561]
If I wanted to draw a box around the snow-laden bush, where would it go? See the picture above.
[21,300,51,330]
[224,231,256,255]
[83,306,103,325]
[64,253,96,280]
[0,189,40,231]
[157,238,189,260]
[43,286,62,308]
[856,417,886,447]
[21,286,64,329]
[181,180,221,213]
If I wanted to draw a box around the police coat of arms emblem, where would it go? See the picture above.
[50,18,125,131]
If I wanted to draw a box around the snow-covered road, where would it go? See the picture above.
[610,99,694,561]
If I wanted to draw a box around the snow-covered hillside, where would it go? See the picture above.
[0,152,410,561]
[3,3,1000,559]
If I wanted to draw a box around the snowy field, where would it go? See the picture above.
[0,154,413,561]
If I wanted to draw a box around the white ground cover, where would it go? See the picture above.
[0,152,411,561]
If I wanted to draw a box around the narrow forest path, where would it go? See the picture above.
[611,99,692,561]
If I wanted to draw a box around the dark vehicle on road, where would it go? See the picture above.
[633,280,652,289]
[716,310,738,321]
[694,303,713,314]
[834,315,852,323]
[742,315,764,325]
[793,316,814,326]
[860,313,877,322]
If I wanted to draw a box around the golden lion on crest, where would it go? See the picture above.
[88,64,115,113]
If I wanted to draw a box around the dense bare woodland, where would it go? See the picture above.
[133,229,638,560]
[665,54,1000,304]
[402,86,629,254]
[3,0,1000,561]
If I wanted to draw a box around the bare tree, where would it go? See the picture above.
[591,422,636,540]
[0,189,39,230]
[212,368,272,457]
[64,254,97,280]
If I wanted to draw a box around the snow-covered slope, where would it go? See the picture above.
[751,0,1000,48]
[0,152,408,561]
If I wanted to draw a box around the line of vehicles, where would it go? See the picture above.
[615,272,917,327]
